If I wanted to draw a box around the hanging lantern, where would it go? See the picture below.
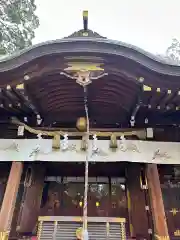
[76,117,87,131]
[109,134,118,149]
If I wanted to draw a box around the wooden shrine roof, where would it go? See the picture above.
[0,28,180,138]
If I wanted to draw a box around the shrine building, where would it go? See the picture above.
[0,11,180,240]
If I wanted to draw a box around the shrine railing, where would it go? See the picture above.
[37,216,126,240]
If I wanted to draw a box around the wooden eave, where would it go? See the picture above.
[0,35,180,134]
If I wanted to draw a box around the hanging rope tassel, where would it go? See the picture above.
[83,86,89,240]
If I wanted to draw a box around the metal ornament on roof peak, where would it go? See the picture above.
[65,29,105,38]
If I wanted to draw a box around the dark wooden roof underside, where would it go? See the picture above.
[0,36,180,138]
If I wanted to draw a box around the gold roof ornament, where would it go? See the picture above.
[83,10,88,31]
[66,10,105,38]
[64,62,104,72]
[61,62,108,87]
[143,85,151,91]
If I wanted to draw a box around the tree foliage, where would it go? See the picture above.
[166,38,180,65]
[0,0,39,55]
[156,39,180,65]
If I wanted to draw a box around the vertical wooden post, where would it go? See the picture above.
[146,164,169,240]
[17,163,45,234]
[0,162,23,240]
[126,163,150,239]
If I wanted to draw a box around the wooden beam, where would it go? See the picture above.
[0,162,23,240]
[146,164,169,240]
[11,87,38,116]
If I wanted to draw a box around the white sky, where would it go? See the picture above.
[34,0,180,54]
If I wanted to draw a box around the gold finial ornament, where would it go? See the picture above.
[76,117,87,131]
[83,10,88,31]
[61,62,108,87]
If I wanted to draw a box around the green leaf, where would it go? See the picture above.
[0,0,39,54]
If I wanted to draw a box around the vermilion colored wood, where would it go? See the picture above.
[0,162,23,233]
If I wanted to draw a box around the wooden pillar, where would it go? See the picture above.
[17,163,45,234]
[0,162,23,240]
[146,164,169,240]
[126,163,150,239]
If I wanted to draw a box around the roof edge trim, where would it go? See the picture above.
[0,38,180,76]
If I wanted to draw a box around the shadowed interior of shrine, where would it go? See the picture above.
[0,162,180,239]
[40,162,127,217]
[0,160,179,240]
